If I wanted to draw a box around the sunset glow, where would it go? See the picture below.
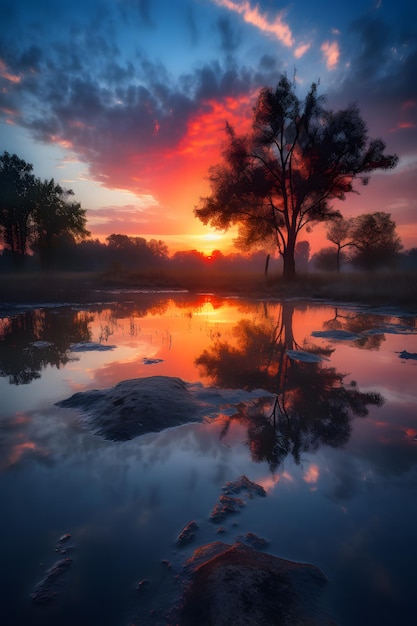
[0,0,415,255]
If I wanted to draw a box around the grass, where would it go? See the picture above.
[1,267,417,307]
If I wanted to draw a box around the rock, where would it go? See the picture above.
[177,520,199,547]
[56,376,200,441]
[56,376,274,442]
[179,541,330,626]
[237,531,269,549]
[209,495,245,522]
[136,579,150,595]
[31,558,72,604]
[222,475,266,498]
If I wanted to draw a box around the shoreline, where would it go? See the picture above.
[1,269,417,308]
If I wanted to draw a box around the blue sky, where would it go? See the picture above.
[1,0,416,253]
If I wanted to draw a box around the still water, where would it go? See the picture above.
[1,292,416,625]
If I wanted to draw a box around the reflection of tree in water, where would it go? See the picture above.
[323,308,416,350]
[322,308,386,350]
[196,302,384,473]
[0,308,92,384]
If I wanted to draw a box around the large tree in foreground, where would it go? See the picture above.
[195,74,398,279]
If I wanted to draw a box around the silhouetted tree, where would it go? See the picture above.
[195,74,398,280]
[0,152,36,259]
[312,246,346,272]
[30,178,89,268]
[106,233,168,269]
[349,212,402,270]
[325,216,354,272]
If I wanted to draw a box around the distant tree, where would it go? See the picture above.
[106,234,169,268]
[0,151,36,258]
[170,249,206,267]
[325,216,354,272]
[31,178,90,268]
[294,240,310,273]
[312,246,347,272]
[195,74,398,280]
[147,238,169,262]
[349,212,402,270]
[399,248,417,270]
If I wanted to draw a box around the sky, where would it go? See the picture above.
[1,0,416,255]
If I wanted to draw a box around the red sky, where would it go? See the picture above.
[1,0,416,256]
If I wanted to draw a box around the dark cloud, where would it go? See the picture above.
[216,16,241,53]
[327,13,417,154]
[1,22,280,163]
[118,0,154,28]
[186,6,199,47]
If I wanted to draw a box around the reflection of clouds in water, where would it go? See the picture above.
[0,412,51,471]
[303,463,320,485]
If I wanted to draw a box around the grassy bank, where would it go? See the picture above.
[1,268,417,307]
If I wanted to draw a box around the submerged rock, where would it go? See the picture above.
[56,376,200,441]
[179,541,330,626]
[177,520,199,547]
[31,558,72,604]
[209,495,245,522]
[57,376,274,442]
[237,531,269,549]
[222,475,266,498]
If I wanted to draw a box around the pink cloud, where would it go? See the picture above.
[0,58,21,83]
[294,42,311,59]
[321,40,340,70]
[213,0,294,47]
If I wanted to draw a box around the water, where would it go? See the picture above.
[1,292,416,625]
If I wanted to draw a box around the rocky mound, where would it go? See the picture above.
[56,376,200,441]
[57,376,274,442]
[179,541,330,626]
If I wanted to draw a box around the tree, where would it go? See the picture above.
[31,178,89,268]
[106,234,169,269]
[294,240,310,273]
[348,212,402,270]
[325,216,354,272]
[195,74,398,280]
[312,246,347,272]
[0,151,36,257]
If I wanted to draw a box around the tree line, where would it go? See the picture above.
[0,152,89,268]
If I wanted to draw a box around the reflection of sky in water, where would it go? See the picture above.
[0,296,417,625]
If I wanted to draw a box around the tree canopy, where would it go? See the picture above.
[195,74,398,279]
[324,212,402,271]
[0,151,89,267]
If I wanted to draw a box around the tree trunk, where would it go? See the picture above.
[336,247,341,273]
[264,254,270,276]
[282,240,296,280]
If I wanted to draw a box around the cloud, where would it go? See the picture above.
[327,13,417,153]
[86,203,185,237]
[217,16,241,52]
[321,40,340,70]
[294,42,311,59]
[212,0,294,47]
[0,12,283,209]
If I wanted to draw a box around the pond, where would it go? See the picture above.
[1,291,416,625]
